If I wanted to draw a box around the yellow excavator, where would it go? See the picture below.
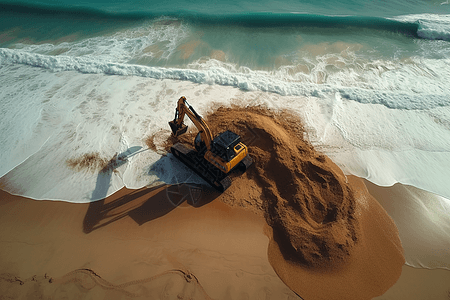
[169,96,252,191]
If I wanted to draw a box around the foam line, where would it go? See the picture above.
[1,48,449,110]
[393,14,450,41]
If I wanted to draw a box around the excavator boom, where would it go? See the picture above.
[169,97,213,147]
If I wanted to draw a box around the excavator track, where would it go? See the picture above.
[171,143,232,192]
[239,155,253,171]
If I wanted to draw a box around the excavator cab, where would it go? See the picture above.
[211,130,241,162]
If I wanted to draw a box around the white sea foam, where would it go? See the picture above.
[2,41,450,196]
[295,91,450,200]
[392,14,450,41]
[0,65,240,200]
[1,60,449,200]
[13,19,189,62]
[1,48,449,110]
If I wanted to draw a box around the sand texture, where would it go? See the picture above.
[266,176,405,300]
[0,188,297,299]
[0,106,408,299]
[194,107,358,268]
[162,106,405,299]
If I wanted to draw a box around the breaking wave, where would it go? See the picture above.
[1,2,449,41]
[1,48,449,110]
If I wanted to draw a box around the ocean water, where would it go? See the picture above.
[1,0,450,270]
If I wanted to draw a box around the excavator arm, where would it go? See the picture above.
[169,96,213,149]
[168,96,253,191]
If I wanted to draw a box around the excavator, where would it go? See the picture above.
[168,96,252,191]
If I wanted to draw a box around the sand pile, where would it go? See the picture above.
[165,105,404,299]
[171,106,358,268]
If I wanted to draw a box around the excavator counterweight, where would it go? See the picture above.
[168,96,252,192]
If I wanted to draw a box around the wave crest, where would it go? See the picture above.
[3,2,449,41]
[1,48,449,110]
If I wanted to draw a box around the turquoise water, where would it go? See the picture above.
[1,0,450,271]
[1,0,449,71]
[0,0,446,16]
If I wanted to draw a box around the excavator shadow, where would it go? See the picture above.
[83,152,222,234]
[83,182,221,233]
[128,183,221,226]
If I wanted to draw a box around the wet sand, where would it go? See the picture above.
[266,176,404,300]
[0,187,296,299]
[363,179,450,270]
[1,180,448,299]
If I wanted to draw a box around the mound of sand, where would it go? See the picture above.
[165,105,404,299]
[199,107,358,268]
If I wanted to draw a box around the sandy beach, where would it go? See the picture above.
[1,182,449,299]
[1,106,449,299]
[0,186,296,299]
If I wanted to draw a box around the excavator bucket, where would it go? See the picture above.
[169,120,188,137]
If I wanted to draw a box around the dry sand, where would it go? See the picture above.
[1,105,446,299]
